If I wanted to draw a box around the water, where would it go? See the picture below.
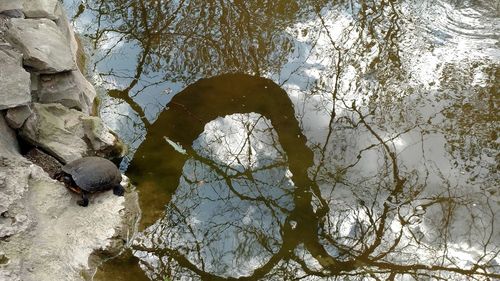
[63,0,499,280]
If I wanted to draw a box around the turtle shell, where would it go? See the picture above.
[62,157,122,193]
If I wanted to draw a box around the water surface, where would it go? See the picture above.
[63,0,499,280]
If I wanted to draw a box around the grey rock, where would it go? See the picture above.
[6,18,77,73]
[0,114,20,156]
[0,17,8,39]
[30,72,39,97]
[0,156,31,237]
[0,0,23,13]
[5,105,32,129]
[0,47,31,110]
[0,3,139,281]
[0,154,140,281]
[54,2,78,60]
[0,10,25,18]
[19,103,126,164]
[39,71,96,114]
[22,0,58,20]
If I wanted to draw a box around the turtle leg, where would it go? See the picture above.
[113,184,125,196]
[78,192,89,207]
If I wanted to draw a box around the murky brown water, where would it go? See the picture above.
[64,0,499,280]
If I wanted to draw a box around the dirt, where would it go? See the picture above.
[24,148,62,178]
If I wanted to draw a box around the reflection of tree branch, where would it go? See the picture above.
[369,260,500,279]
[73,0,500,278]
[135,244,227,280]
[349,104,407,262]
[108,89,150,126]
[184,146,291,215]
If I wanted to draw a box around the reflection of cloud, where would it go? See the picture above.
[389,135,407,151]
[97,31,125,50]
[193,113,285,171]
[401,1,500,88]
[135,112,295,278]
[92,71,123,90]
[242,206,256,225]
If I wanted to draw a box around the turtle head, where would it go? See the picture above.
[54,171,73,185]
[113,184,125,196]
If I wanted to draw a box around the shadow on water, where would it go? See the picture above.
[122,73,344,279]
[127,74,316,229]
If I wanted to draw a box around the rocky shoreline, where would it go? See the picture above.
[0,1,140,281]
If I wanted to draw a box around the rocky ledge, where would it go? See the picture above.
[0,1,140,281]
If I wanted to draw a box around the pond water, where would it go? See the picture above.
[63,0,499,280]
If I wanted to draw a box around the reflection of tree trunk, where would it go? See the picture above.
[129,73,314,220]
[130,74,321,277]
[108,89,150,127]
[289,184,358,273]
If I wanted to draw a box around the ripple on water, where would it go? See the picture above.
[408,0,499,45]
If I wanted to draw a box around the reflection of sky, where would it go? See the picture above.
[193,113,285,170]
[137,114,295,277]
[64,0,183,155]
[63,0,500,278]
[274,0,499,273]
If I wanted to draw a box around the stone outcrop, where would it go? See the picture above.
[0,10,24,18]
[0,0,23,13]
[23,0,59,20]
[19,103,125,164]
[5,105,32,129]
[6,18,76,73]
[54,3,79,62]
[38,70,96,114]
[0,2,139,281]
[0,46,31,110]
[0,153,140,281]
[0,114,19,157]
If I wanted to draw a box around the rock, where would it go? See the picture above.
[5,105,32,129]
[0,114,20,157]
[0,47,31,110]
[0,154,140,281]
[82,117,124,156]
[0,2,139,281]
[0,10,25,18]
[0,156,33,281]
[0,0,23,13]
[6,18,77,73]
[22,0,58,20]
[54,2,78,60]
[38,71,96,114]
[0,17,9,38]
[30,72,39,98]
[19,103,126,164]
[0,156,31,237]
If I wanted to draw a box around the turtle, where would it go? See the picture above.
[55,156,125,207]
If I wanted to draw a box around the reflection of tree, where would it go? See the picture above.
[70,0,500,279]
[127,74,499,280]
[75,0,329,126]
[437,63,499,186]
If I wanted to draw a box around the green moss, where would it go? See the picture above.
[91,95,101,117]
